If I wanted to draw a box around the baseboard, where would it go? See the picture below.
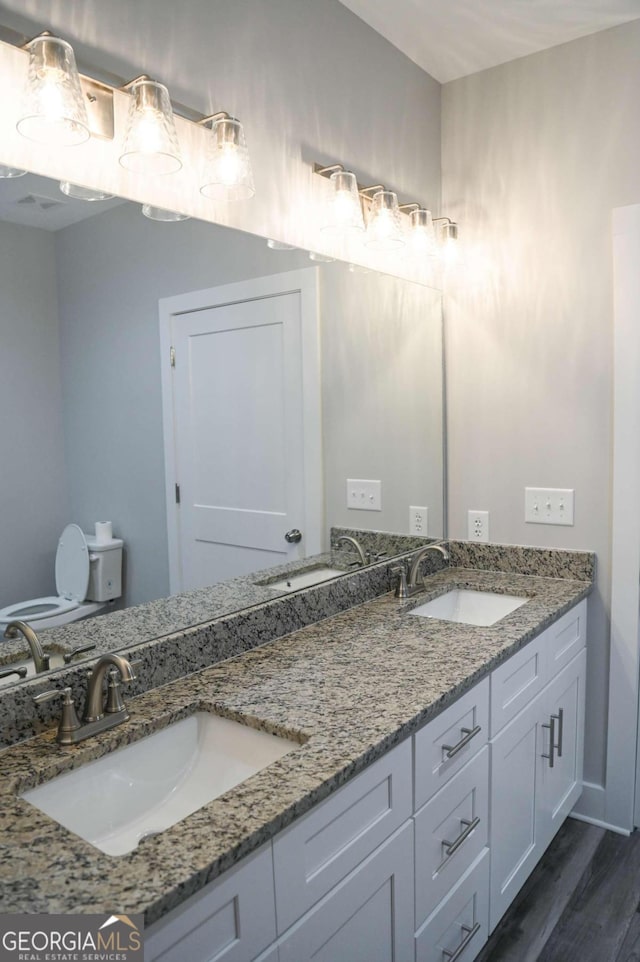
[570,811,631,836]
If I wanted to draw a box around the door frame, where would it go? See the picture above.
[159,268,322,595]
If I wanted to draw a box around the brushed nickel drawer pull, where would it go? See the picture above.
[553,708,564,757]
[442,725,481,759]
[542,714,556,768]
[441,816,481,863]
[442,922,481,961]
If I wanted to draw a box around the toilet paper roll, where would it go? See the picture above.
[95,521,113,543]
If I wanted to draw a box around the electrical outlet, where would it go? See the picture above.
[525,487,574,525]
[346,479,382,511]
[468,510,489,542]
[410,506,429,536]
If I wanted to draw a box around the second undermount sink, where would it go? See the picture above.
[262,565,344,592]
[21,712,299,856]
[410,589,528,627]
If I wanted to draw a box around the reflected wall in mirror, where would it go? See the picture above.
[0,172,444,682]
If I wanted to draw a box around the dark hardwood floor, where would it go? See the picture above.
[478,818,640,962]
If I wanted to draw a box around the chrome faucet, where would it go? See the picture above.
[3,621,50,673]
[408,543,449,589]
[333,535,368,566]
[33,653,136,746]
[395,543,450,599]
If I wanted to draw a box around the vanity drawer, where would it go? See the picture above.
[414,747,489,926]
[546,600,587,676]
[490,632,547,735]
[144,844,276,962]
[414,677,489,810]
[272,737,412,933]
[415,849,489,962]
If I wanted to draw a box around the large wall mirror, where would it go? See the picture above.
[0,169,444,689]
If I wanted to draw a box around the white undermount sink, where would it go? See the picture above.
[410,589,528,627]
[21,712,298,856]
[264,565,343,592]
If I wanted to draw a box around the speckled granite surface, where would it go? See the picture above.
[0,564,591,924]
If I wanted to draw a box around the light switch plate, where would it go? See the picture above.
[346,479,382,511]
[525,487,574,526]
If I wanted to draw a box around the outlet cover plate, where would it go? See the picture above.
[347,479,382,511]
[525,487,574,526]
[468,510,489,542]
[409,506,429,536]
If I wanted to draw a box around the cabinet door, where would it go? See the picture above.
[489,694,544,932]
[144,845,277,962]
[538,649,586,848]
[278,822,414,962]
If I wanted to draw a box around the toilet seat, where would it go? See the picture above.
[0,524,99,630]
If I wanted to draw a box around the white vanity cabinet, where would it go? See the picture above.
[144,598,587,962]
[489,602,586,931]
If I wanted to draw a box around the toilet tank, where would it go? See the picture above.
[85,536,124,602]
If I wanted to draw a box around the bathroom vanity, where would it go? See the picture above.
[0,544,592,962]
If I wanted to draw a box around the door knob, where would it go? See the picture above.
[285,529,302,543]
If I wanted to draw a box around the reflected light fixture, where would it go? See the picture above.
[60,181,114,201]
[267,238,297,250]
[119,77,182,175]
[141,204,190,222]
[318,166,365,236]
[308,251,335,262]
[0,164,27,178]
[435,217,459,263]
[364,189,404,251]
[200,114,255,201]
[17,34,89,146]
[408,208,437,259]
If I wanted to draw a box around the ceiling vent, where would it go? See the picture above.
[14,193,66,212]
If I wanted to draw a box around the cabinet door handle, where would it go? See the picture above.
[553,708,564,757]
[442,725,481,759]
[442,922,481,961]
[441,816,481,864]
[542,714,556,768]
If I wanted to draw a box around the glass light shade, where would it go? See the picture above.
[267,238,297,250]
[410,208,437,258]
[200,118,255,201]
[365,190,405,251]
[17,36,89,147]
[308,251,335,263]
[141,204,190,222]
[119,79,182,175]
[0,165,27,178]
[321,170,364,236]
[440,221,459,264]
[60,181,114,201]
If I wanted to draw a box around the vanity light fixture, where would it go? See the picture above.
[318,167,365,236]
[17,33,90,146]
[435,217,459,262]
[59,181,114,201]
[119,77,182,175]
[199,113,255,201]
[364,189,404,251]
[314,160,457,262]
[141,204,190,222]
[0,164,27,178]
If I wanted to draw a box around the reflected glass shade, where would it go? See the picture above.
[409,208,436,258]
[17,36,89,147]
[321,170,364,236]
[60,181,114,201]
[119,79,182,175]
[200,118,255,201]
[365,190,405,251]
[141,204,190,222]
[0,165,27,178]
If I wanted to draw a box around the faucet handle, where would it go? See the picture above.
[63,643,97,664]
[105,668,127,714]
[391,564,409,600]
[33,687,81,745]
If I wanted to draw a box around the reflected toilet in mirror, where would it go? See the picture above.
[0,523,123,631]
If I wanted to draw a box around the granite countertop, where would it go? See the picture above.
[0,564,591,924]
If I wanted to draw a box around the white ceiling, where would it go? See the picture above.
[337,0,640,82]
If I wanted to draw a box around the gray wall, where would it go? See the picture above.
[441,20,640,799]
[0,220,68,608]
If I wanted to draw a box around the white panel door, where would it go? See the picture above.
[161,271,320,592]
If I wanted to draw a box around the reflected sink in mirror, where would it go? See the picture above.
[21,712,299,856]
[410,589,528,627]
[258,564,345,593]
[0,652,65,688]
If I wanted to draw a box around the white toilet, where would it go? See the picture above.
[0,523,124,631]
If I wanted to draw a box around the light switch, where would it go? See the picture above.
[346,479,382,511]
[525,487,574,526]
